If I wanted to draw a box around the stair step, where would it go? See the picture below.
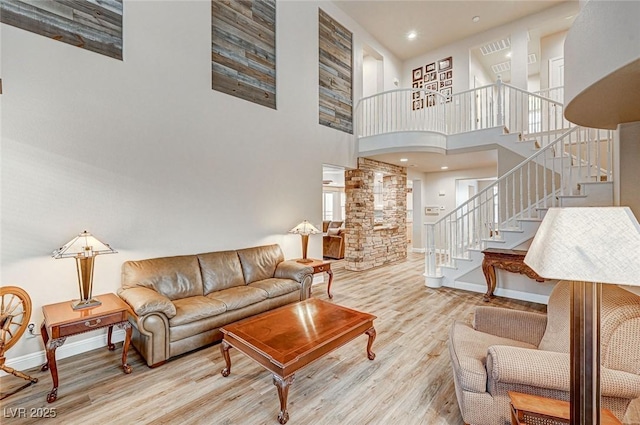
[556,194,588,199]
[517,217,543,222]
[452,256,473,262]
[497,227,524,233]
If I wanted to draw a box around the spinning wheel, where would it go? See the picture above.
[1,286,38,399]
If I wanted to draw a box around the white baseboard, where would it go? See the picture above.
[2,329,125,377]
[411,247,426,253]
[449,280,550,304]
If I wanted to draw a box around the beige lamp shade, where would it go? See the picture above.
[524,207,640,286]
[288,220,320,236]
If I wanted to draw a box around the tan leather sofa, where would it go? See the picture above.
[449,283,640,425]
[117,244,313,367]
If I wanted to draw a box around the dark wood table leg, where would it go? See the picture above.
[482,259,496,302]
[220,340,232,377]
[326,268,334,299]
[40,324,66,403]
[107,325,115,351]
[365,327,376,360]
[273,375,295,424]
[120,322,133,374]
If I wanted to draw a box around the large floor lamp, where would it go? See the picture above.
[524,207,640,425]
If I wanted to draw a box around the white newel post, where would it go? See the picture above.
[496,76,503,127]
[424,223,442,288]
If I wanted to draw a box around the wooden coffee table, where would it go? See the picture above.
[220,298,377,424]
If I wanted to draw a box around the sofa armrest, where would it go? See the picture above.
[474,306,547,346]
[487,346,640,399]
[275,260,313,283]
[117,287,177,319]
[275,261,314,300]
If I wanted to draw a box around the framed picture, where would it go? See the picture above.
[426,95,436,107]
[412,90,421,100]
[444,79,452,87]
[412,99,424,110]
[426,82,437,91]
[438,56,452,72]
[442,87,452,97]
[424,71,436,82]
[412,82,420,88]
[439,72,446,81]
[446,70,452,79]
[426,62,436,72]
[412,67,423,82]
[439,81,445,89]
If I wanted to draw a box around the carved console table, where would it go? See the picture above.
[481,248,545,302]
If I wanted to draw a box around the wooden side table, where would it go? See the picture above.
[509,391,621,425]
[299,259,334,299]
[40,293,133,403]
[481,248,545,302]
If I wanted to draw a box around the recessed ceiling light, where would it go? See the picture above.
[506,52,512,58]
[472,16,480,23]
[407,31,417,40]
[441,166,449,170]
[400,158,408,162]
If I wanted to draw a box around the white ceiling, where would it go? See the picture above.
[333,0,575,61]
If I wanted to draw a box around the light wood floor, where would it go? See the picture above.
[2,252,639,424]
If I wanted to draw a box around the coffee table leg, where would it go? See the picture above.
[365,327,376,360]
[220,340,232,377]
[326,268,334,299]
[273,375,295,424]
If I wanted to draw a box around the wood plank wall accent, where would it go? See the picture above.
[318,9,353,134]
[0,0,123,60]
[211,0,276,109]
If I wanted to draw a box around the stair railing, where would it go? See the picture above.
[356,88,447,138]
[425,126,614,277]
[356,79,572,145]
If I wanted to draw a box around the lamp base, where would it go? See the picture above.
[71,298,102,310]
[296,258,313,264]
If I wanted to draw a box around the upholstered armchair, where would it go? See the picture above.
[323,221,345,259]
[449,283,640,425]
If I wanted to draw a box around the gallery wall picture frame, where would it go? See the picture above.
[438,56,452,71]
[412,67,423,81]
[426,82,437,91]
[439,72,446,81]
[412,99,424,110]
[442,87,452,97]
[426,95,436,107]
[412,90,421,100]
[424,71,436,82]
[412,82,420,88]
[444,79,452,87]
[446,70,452,79]
[426,62,436,72]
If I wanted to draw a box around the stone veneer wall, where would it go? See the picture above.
[344,158,407,271]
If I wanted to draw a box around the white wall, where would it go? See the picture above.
[540,30,566,90]
[420,165,497,224]
[0,0,401,361]
[469,50,493,88]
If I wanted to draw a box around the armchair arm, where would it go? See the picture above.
[474,306,547,346]
[117,287,176,319]
[487,346,640,399]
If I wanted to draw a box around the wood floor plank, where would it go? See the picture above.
[1,252,638,424]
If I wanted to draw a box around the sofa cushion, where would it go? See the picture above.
[249,278,301,298]
[449,320,537,393]
[197,250,245,295]
[207,286,268,311]
[121,255,203,301]
[236,244,284,284]
[170,296,227,327]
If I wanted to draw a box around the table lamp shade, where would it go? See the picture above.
[524,207,640,425]
[524,207,640,286]
[52,231,117,310]
[289,220,320,263]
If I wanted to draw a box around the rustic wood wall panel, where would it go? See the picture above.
[319,9,353,134]
[0,0,123,60]
[211,0,276,109]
